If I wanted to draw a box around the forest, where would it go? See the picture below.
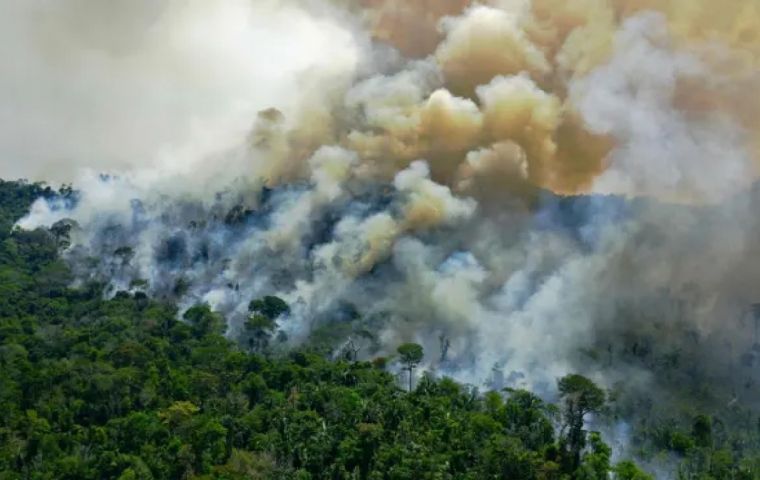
[0,179,651,480]
[0,180,757,479]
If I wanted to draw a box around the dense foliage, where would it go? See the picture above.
[0,180,751,479]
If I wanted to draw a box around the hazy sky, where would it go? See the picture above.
[0,0,357,182]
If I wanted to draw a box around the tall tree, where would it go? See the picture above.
[245,313,276,353]
[245,296,289,353]
[183,303,224,338]
[397,343,424,392]
[248,296,289,320]
[557,374,605,472]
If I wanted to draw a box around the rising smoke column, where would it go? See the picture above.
[14,0,760,426]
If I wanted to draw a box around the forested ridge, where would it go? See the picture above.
[0,179,752,479]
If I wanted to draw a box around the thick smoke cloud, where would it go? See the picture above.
[572,12,753,202]
[11,2,760,462]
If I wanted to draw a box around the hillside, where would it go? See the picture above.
[0,179,656,480]
[3,180,760,479]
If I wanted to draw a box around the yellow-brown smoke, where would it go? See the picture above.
[362,0,471,58]
[252,0,760,204]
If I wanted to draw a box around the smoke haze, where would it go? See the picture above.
[8,2,760,465]
[0,0,358,181]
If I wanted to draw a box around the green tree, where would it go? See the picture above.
[557,374,606,472]
[183,304,224,338]
[397,343,424,392]
[248,295,289,320]
[692,414,713,449]
[576,432,611,479]
[244,314,276,354]
[615,460,654,480]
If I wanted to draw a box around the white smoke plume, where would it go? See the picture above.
[0,0,358,182]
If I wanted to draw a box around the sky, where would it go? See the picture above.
[0,0,358,181]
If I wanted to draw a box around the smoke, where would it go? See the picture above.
[10,2,760,463]
[0,0,358,182]
[572,12,753,202]
[361,0,471,58]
